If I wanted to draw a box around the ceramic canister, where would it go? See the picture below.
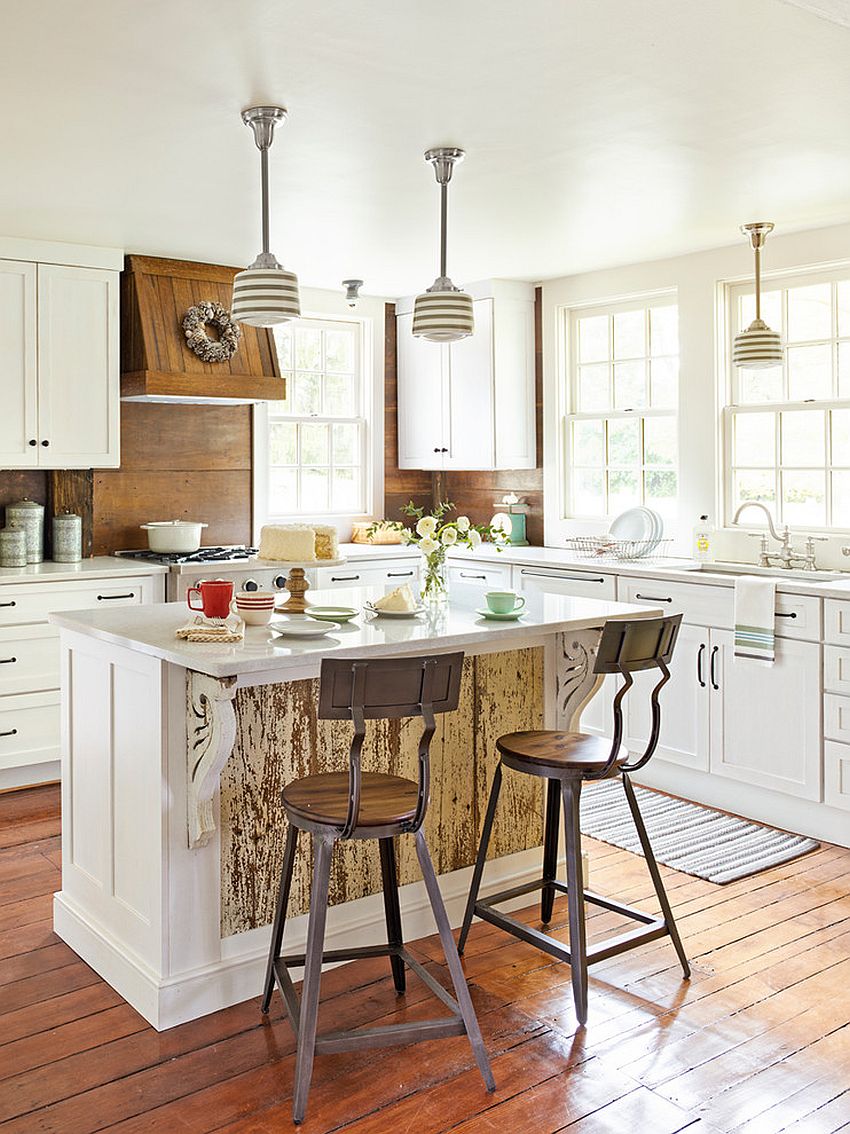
[0,528,28,568]
[6,498,44,564]
[52,512,82,563]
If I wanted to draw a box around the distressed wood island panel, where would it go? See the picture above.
[219,647,545,937]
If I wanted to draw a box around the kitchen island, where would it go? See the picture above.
[49,588,659,1029]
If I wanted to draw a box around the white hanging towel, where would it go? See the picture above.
[734,576,776,665]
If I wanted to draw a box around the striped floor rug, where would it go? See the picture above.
[579,779,819,884]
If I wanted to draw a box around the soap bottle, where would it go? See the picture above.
[693,514,713,562]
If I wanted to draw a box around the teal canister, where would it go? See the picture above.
[6,499,44,564]
[52,511,82,563]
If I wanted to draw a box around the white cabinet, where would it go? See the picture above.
[314,558,420,592]
[0,241,121,469]
[449,557,513,591]
[709,630,822,801]
[396,280,536,471]
[514,565,617,601]
[0,260,38,466]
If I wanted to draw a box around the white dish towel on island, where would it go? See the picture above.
[734,576,776,665]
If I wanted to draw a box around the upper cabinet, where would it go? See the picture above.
[396,280,536,471]
[0,238,121,469]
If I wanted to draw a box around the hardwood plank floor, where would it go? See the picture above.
[1,784,849,1133]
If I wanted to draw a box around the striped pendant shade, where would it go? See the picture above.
[231,265,300,327]
[733,319,783,369]
[412,287,474,342]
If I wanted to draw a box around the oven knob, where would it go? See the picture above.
[243,579,259,592]
[273,574,288,590]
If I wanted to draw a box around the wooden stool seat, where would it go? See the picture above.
[282,771,419,829]
[496,729,628,771]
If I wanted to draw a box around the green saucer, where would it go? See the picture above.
[306,605,359,623]
[475,607,526,621]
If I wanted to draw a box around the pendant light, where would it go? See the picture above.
[412,147,474,342]
[733,222,783,369]
[231,105,300,327]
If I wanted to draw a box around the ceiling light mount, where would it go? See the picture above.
[733,220,782,370]
[413,146,474,341]
[342,279,364,307]
[231,104,300,327]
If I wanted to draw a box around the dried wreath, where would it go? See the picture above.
[182,301,242,363]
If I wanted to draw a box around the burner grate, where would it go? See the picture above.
[115,546,258,565]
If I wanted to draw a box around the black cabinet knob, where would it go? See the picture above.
[41,440,49,447]
[28,439,36,446]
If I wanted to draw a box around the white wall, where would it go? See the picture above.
[542,220,850,566]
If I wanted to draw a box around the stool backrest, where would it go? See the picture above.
[318,653,464,836]
[589,614,683,779]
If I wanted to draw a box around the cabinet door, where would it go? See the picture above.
[709,629,822,800]
[494,294,536,469]
[37,264,119,468]
[0,260,38,466]
[396,311,446,469]
[625,623,710,771]
[443,298,495,470]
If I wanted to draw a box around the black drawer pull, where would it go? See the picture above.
[0,657,17,665]
[635,593,673,603]
[520,569,606,584]
[710,645,720,690]
[0,728,18,738]
[775,611,797,619]
[696,643,706,687]
[460,572,488,580]
[97,593,135,601]
[331,575,360,582]
[386,570,414,578]
[0,601,16,608]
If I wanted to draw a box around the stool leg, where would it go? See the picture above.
[292,833,334,1125]
[414,828,495,1092]
[562,777,589,1026]
[379,837,406,993]
[458,762,503,955]
[541,778,561,924]
[262,823,298,1013]
[622,774,690,979]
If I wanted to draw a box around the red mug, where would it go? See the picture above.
[187,579,234,619]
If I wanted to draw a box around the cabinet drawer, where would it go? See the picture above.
[824,693,850,744]
[824,740,850,813]
[824,600,850,646]
[0,691,60,771]
[0,625,59,695]
[618,577,732,626]
[773,594,821,642]
[314,561,420,591]
[515,567,617,599]
[0,579,147,627]
[824,646,850,696]
[449,560,513,589]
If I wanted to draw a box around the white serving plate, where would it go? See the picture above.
[269,617,341,638]
[364,602,426,619]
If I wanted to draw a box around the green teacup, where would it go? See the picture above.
[485,590,526,614]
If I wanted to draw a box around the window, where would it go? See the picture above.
[565,297,679,520]
[264,318,366,516]
[725,269,850,529]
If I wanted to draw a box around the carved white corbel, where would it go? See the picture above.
[556,627,604,731]
[187,672,237,849]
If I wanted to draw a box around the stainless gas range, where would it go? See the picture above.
[114,546,295,602]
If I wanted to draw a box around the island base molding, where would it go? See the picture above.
[54,841,572,1030]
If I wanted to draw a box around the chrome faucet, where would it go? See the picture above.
[732,502,823,570]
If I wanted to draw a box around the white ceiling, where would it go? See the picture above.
[1,0,849,297]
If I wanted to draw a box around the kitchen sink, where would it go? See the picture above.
[688,561,847,583]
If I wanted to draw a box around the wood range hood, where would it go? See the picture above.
[121,255,285,404]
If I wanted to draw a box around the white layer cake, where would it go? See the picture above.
[258,523,340,562]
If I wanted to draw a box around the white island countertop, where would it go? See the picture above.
[49,586,661,680]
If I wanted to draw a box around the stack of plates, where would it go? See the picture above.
[608,507,663,556]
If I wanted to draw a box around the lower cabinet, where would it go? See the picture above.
[314,559,420,592]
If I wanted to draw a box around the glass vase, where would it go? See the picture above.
[421,549,449,604]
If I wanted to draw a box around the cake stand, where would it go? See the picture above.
[261,558,347,614]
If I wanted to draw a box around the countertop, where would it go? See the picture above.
[0,556,169,585]
[49,586,660,680]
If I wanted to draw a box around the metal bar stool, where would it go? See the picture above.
[458,615,690,1026]
[261,652,495,1124]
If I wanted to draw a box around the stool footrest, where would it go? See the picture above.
[271,943,466,1054]
[473,875,672,968]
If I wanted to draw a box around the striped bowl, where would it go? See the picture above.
[412,289,474,342]
[231,267,300,327]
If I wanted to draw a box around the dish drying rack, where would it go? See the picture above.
[563,536,672,562]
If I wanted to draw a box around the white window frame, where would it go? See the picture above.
[561,290,679,523]
[253,310,378,532]
[722,262,850,533]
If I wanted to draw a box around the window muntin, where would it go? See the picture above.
[726,270,850,529]
[266,319,365,515]
[566,299,679,521]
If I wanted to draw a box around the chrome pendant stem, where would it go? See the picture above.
[440,182,448,280]
[261,147,270,255]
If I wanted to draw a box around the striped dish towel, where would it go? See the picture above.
[734,576,776,664]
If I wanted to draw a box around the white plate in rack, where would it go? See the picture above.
[609,508,653,542]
